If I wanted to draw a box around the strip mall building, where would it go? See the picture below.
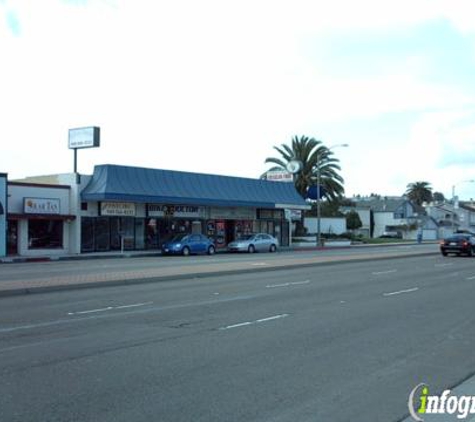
[1,165,309,257]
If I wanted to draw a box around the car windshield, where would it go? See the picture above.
[170,234,188,242]
[237,235,254,240]
[446,235,469,241]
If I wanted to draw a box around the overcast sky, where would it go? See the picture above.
[1,0,475,199]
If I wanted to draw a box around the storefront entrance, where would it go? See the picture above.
[7,220,18,255]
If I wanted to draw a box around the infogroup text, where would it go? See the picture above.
[408,383,475,421]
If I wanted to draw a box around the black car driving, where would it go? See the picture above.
[440,233,475,257]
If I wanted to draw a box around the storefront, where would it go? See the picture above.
[6,182,75,256]
[79,164,307,252]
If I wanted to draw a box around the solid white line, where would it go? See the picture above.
[466,276,475,280]
[383,287,419,297]
[372,269,397,275]
[251,262,268,266]
[435,263,454,267]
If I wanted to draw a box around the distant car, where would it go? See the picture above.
[440,234,475,257]
[227,233,279,253]
[379,231,402,239]
[162,234,215,256]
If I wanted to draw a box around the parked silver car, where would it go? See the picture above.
[228,233,279,253]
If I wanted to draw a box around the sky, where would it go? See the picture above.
[1,0,475,200]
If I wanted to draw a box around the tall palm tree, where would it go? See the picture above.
[405,181,433,206]
[264,135,345,200]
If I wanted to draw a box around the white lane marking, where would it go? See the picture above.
[0,296,256,335]
[68,307,113,315]
[266,280,310,288]
[251,262,268,266]
[220,314,289,330]
[383,287,419,297]
[115,302,153,310]
[372,269,397,275]
[435,263,454,267]
[256,314,288,323]
[466,276,475,280]
[223,321,252,329]
[291,280,311,286]
[68,302,153,316]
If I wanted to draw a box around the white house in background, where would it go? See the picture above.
[424,201,475,237]
[345,196,438,240]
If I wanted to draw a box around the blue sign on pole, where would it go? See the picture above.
[0,173,6,257]
[306,185,326,200]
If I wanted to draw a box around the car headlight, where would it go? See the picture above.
[174,243,182,248]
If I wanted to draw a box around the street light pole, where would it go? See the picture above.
[451,179,475,233]
[316,143,348,248]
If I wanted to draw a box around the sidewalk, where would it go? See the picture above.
[0,244,438,297]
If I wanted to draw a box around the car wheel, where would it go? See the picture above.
[248,245,255,253]
[269,244,276,253]
[182,246,190,256]
[207,245,215,255]
[441,251,448,257]
[467,248,473,257]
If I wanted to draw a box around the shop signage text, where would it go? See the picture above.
[209,207,256,220]
[148,204,203,218]
[266,170,293,183]
[24,198,60,215]
[68,127,101,149]
[101,202,136,216]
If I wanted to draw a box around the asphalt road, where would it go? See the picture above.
[1,252,475,422]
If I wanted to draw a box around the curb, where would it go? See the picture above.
[0,250,438,298]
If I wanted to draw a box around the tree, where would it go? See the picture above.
[433,191,445,203]
[405,181,433,206]
[264,135,345,200]
[346,210,362,231]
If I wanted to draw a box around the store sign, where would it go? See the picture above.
[148,204,203,218]
[266,170,293,183]
[101,202,136,216]
[0,174,6,257]
[24,198,60,215]
[68,126,100,149]
[209,207,256,220]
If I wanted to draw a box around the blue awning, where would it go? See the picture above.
[81,164,309,209]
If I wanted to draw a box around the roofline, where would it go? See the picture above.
[9,181,71,190]
[95,163,286,185]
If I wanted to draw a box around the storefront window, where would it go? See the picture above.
[95,217,110,251]
[145,218,159,249]
[28,220,63,249]
[81,217,95,252]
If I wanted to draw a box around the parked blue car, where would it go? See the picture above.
[161,234,216,256]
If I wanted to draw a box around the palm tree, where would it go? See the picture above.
[264,135,345,200]
[405,181,433,206]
